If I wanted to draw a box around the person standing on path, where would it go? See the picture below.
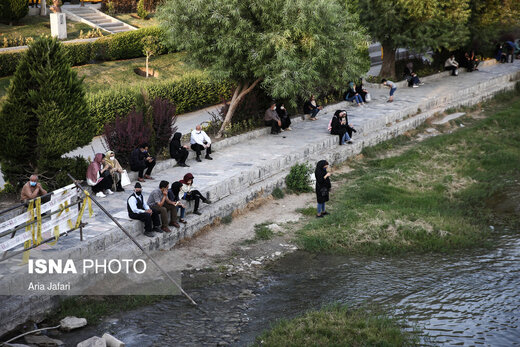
[315,160,331,218]
[381,79,397,102]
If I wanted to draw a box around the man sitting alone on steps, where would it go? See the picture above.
[127,182,161,238]
[190,125,213,162]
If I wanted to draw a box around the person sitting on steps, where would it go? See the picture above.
[404,62,422,87]
[179,173,211,215]
[130,143,156,183]
[104,150,125,192]
[303,95,323,120]
[276,102,292,131]
[127,182,161,238]
[444,54,459,76]
[86,153,114,198]
[344,82,364,106]
[264,101,282,134]
[169,181,187,224]
[190,125,213,162]
[169,132,189,167]
[329,110,355,145]
[147,180,180,233]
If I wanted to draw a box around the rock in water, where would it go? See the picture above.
[77,336,106,347]
[102,333,125,347]
[59,316,87,331]
[24,335,64,346]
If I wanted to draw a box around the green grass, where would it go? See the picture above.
[296,207,317,217]
[0,16,94,43]
[296,90,520,255]
[255,223,275,240]
[0,52,198,104]
[75,52,196,93]
[254,305,419,347]
[113,13,158,28]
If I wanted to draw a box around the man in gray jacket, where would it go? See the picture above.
[264,101,282,134]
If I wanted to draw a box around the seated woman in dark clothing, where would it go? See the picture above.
[355,81,369,103]
[344,82,364,106]
[404,62,421,87]
[86,153,114,198]
[329,110,355,145]
[169,132,189,167]
[276,103,292,131]
[463,52,479,72]
[168,181,187,224]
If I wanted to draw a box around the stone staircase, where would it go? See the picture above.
[62,5,136,34]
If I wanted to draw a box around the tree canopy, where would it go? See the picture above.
[157,0,370,136]
[354,0,471,77]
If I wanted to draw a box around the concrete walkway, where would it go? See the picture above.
[1,60,519,335]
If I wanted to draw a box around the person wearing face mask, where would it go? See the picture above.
[127,182,161,237]
[276,102,292,131]
[105,150,125,192]
[20,174,48,203]
[169,132,189,167]
[190,125,213,162]
[86,153,114,198]
[264,101,282,134]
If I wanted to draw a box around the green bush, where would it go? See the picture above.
[0,27,167,77]
[48,157,90,189]
[285,163,312,193]
[271,187,285,199]
[1,0,29,25]
[0,37,94,189]
[137,0,148,19]
[88,73,232,134]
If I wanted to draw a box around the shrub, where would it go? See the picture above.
[104,110,153,167]
[137,0,148,19]
[285,163,312,193]
[110,0,136,13]
[87,87,145,133]
[0,37,94,189]
[47,157,90,189]
[1,0,29,25]
[149,97,176,155]
[271,187,284,199]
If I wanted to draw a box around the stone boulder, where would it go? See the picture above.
[77,336,106,347]
[59,316,87,331]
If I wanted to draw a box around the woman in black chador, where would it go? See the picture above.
[315,160,331,218]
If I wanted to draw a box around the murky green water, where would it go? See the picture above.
[60,231,520,346]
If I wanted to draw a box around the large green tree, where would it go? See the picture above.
[0,37,94,187]
[468,0,520,53]
[355,0,471,78]
[157,0,370,137]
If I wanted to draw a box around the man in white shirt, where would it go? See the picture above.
[190,125,213,162]
[127,182,161,237]
[444,55,459,76]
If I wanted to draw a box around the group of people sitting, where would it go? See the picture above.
[344,82,370,106]
[264,101,293,134]
[87,151,126,198]
[445,52,481,76]
[496,41,518,64]
[168,125,214,167]
[127,174,211,237]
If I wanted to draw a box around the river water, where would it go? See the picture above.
[61,231,520,346]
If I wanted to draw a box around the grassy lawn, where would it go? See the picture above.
[113,13,158,28]
[0,52,196,100]
[0,16,94,44]
[296,88,520,255]
[254,305,418,346]
[75,52,196,93]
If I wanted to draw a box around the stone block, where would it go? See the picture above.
[59,316,87,331]
[101,333,125,347]
[77,336,106,347]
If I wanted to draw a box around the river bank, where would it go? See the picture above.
[6,88,519,346]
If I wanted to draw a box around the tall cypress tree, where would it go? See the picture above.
[0,37,94,187]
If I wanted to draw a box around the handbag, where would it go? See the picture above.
[365,93,372,102]
[120,170,131,187]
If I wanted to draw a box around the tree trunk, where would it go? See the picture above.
[216,78,262,138]
[379,43,397,79]
[145,55,149,78]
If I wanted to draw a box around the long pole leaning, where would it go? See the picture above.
[67,173,197,306]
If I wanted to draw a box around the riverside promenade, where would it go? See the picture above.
[1,60,520,335]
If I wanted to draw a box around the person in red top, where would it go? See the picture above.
[20,175,48,203]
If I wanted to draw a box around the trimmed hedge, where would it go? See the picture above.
[0,26,167,77]
[88,72,233,133]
